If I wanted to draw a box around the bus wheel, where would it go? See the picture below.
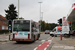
[38,34,40,38]
[33,36,35,42]
[16,41,20,43]
[37,35,39,40]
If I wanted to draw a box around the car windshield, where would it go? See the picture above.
[57,29,61,32]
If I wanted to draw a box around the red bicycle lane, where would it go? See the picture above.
[34,37,54,50]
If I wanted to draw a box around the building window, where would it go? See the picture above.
[2,26,4,30]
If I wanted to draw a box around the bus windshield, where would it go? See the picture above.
[13,23,30,31]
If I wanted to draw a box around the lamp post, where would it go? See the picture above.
[38,2,42,32]
[18,0,19,19]
[41,12,43,20]
[38,2,42,21]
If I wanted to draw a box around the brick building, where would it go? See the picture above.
[0,15,8,30]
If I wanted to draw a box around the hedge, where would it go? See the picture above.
[0,30,9,34]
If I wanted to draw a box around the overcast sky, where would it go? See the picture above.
[0,0,75,23]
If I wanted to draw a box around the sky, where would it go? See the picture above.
[0,0,75,23]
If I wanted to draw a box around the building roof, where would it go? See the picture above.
[0,15,7,21]
[67,7,75,21]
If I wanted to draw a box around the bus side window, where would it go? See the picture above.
[32,28,37,32]
[32,24,34,32]
[35,29,38,32]
[32,27,33,32]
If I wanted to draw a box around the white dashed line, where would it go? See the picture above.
[2,42,6,44]
[34,47,37,50]
[41,40,45,42]
[44,48,47,50]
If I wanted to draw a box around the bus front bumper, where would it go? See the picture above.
[12,38,32,41]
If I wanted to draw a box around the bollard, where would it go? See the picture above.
[9,35,10,40]
[61,34,62,40]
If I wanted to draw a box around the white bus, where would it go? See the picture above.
[10,19,40,43]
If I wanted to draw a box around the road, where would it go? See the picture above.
[0,33,53,50]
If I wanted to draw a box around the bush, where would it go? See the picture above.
[0,30,9,34]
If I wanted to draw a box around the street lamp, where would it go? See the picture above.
[38,2,42,32]
[18,0,19,19]
[41,12,43,20]
[38,2,42,21]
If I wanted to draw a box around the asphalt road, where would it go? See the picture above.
[0,33,52,50]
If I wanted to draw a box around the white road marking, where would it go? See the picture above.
[44,48,47,50]
[48,40,52,42]
[47,37,51,40]
[47,45,49,47]
[39,44,41,46]
[2,42,6,44]
[41,40,45,42]
[34,47,37,50]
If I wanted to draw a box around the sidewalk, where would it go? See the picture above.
[0,33,11,42]
[51,36,75,50]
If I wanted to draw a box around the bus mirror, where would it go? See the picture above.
[32,25,34,27]
[32,27,33,32]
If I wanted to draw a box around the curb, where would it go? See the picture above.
[0,39,9,42]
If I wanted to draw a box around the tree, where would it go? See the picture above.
[50,23,58,30]
[41,21,46,31]
[39,20,58,31]
[72,21,75,30]
[5,4,17,20]
[16,17,24,19]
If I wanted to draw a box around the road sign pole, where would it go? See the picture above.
[60,34,62,40]
[9,31,10,40]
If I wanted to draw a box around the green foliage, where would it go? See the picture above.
[5,4,18,20]
[72,21,75,30]
[41,21,46,31]
[39,20,58,31]
[45,23,50,30]
[16,17,24,19]
[50,23,58,30]
[0,30,9,34]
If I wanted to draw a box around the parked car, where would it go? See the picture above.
[45,30,50,34]
[49,30,52,33]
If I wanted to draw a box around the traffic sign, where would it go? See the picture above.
[8,28,11,30]
[62,17,69,34]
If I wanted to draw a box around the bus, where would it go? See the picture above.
[10,19,40,43]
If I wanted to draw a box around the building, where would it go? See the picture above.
[0,15,8,30]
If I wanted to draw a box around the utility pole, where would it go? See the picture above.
[38,2,42,32]
[18,0,19,19]
[41,12,43,20]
